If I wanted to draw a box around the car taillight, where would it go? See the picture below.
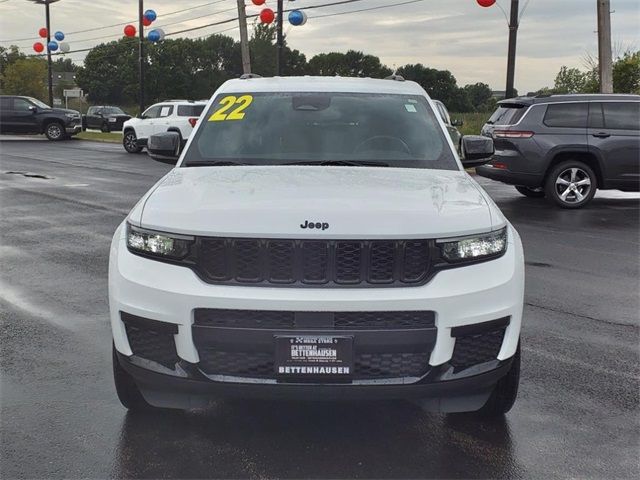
[493,130,534,138]
[188,117,198,127]
[492,162,508,170]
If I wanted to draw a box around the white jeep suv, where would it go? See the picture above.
[109,76,525,416]
[122,100,206,153]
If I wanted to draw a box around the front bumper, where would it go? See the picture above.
[65,124,82,135]
[109,223,525,409]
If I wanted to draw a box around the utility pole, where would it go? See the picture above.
[597,0,613,93]
[276,0,284,75]
[45,1,53,106]
[505,0,519,99]
[237,0,251,74]
[138,0,146,114]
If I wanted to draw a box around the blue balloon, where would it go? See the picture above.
[47,41,59,51]
[288,10,307,26]
[144,9,157,22]
[147,30,161,43]
[54,31,65,41]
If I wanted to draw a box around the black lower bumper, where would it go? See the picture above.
[476,165,542,187]
[116,351,513,412]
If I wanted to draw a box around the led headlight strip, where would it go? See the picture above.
[438,227,507,263]
[126,223,194,260]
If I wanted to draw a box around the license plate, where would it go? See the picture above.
[109,118,117,122]
[275,335,353,381]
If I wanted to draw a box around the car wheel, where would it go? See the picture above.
[515,186,545,198]
[476,342,520,417]
[112,344,155,411]
[545,161,597,209]
[123,130,142,153]
[101,122,111,133]
[44,121,65,141]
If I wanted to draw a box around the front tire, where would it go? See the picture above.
[123,130,142,153]
[112,344,154,411]
[515,186,545,198]
[44,121,65,141]
[476,342,520,417]
[545,161,597,208]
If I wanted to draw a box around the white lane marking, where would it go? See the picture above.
[64,184,90,187]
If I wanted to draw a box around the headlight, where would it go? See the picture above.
[65,113,79,119]
[439,227,507,263]
[126,223,193,259]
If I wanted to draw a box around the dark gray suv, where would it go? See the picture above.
[477,94,640,208]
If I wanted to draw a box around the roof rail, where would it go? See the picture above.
[240,73,262,80]
[385,74,405,82]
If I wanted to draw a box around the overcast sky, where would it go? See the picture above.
[1,0,638,93]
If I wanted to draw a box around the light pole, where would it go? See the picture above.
[138,0,146,115]
[28,0,62,107]
[276,0,284,75]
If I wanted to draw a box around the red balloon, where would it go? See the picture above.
[260,8,275,24]
[124,24,137,37]
[33,42,44,53]
[142,17,153,27]
[252,0,266,5]
[38,28,48,38]
[477,0,496,7]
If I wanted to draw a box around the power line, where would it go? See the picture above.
[311,0,428,19]
[0,0,232,43]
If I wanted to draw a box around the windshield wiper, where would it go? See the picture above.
[286,160,389,168]
[184,160,248,167]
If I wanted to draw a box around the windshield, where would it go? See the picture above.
[28,97,50,109]
[104,107,125,115]
[182,92,458,170]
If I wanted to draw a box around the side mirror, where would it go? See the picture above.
[138,114,147,119]
[147,131,181,164]
[452,119,464,127]
[461,135,494,168]
[28,106,38,113]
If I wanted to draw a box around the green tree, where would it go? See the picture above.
[613,50,640,94]
[1,57,48,99]
[307,50,391,78]
[396,63,462,108]
[52,57,79,73]
[0,45,27,91]
[249,23,307,77]
[553,66,587,93]
[463,82,493,111]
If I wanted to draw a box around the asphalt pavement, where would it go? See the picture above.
[1,138,638,479]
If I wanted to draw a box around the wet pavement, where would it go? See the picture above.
[1,139,638,479]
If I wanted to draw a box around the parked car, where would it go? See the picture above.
[477,94,640,208]
[83,106,131,132]
[110,75,525,416]
[121,100,207,153]
[433,99,463,151]
[0,95,81,141]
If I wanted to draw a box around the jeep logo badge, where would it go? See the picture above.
[300,220,329,231]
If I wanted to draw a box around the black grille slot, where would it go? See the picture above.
[194,309,435,330]
[199,350,274,378]
[121,313,179,369]
[355,353,430,379]
[195,238,431,287]
[194,309,296,329]
[451,329,506,370]
[334,311,435,330]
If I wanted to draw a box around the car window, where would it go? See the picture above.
[159,105,174,117]
[487,104,527,125]
[0,97,12,110]
[142,106,161,119]
[14,98,34,112]
[602,102,640,130]
[87,107,95,115]
[543,103,588,128]
[183,92,458,171]
[435,102,451,126]
[177,105,205,116]
[27,97,50,109]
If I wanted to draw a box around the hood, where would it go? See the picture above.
[51,107,80,116]
[136,166,502,239]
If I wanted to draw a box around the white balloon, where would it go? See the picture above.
[59,42,70,53]
[155,28,165,41]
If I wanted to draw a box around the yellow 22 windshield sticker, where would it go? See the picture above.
[208,95,253,121]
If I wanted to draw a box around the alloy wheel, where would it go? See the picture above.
[47,123,63,140]
[554,167,592,204]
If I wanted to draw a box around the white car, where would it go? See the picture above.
[109,76,525,415]
[122,100,207,154]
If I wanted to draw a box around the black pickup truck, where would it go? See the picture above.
[0,95,82,141]
[82,106,131,132]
